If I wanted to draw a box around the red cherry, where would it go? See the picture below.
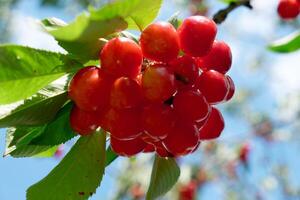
[69,66,113,111]
[110,136,146,157]
[173,89,210,122]
[143,144,156,153]
[69,105,99,135]
[196,40,232,74]
[100,37,142,78]
[179,180,198,200]
[239,142,251,164]
[140,132,160,144]
[225,75,235,101]
[142,64,176,102]
[178,16,217,57]
[110,77,143,109]
[140,22,180,62]
[101,108,142,140]
[195,70,229,104]
[277,0,300,19]
[169,55,199,86]
[155,142,173,157]
[163,121,199,157]
[199,107,224,140]
[142,104,175,139]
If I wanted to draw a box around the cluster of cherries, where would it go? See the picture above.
[277,0,300,19]
[68,15,235,157]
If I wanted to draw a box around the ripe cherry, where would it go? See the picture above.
[195,70,229,104]
[163,121,199,157]
[110,77,143,109]
[142,64,176,102]
[69,66,113,112]
[173,89,210,122]
[196,40,232,74]
[101,108,142,140]
[143,144,156,153]
[199,107,224,140]
[110,136,146,157]
[100,37,142,78]
[169,55,199,86]
[178,16,217,57]
[225,75,235,101]
[69,105,99,135]
[142,104,175,139]
[277,0,300,19]
[154,141,173,157]
[140,22,180,62]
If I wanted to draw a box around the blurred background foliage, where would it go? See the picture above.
[1,0,300,200]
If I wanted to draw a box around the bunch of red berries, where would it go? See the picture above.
[68,15,235,157]
[277,0,300,20]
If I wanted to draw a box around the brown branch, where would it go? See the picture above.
[213,0,253,24]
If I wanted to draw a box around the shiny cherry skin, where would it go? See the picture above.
[69,66,113,112]
[110,136,146,157]
[110,77,143,109]
[142,104,175,139]
[178,16,217,57]
[196,40,232,74]
[140,22,180,62]
[142,64,176,102]
[199,107,224,140]
[163,120,199,157]
[195,70,229,104]
[100,108,142,140]
[277,0,300,19]
[173,89,211,122]
[100,37,142,79]
[225,75,235,101]
[169,55,199,86]
[69,105,99,135]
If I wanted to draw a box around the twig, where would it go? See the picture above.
[213,0,253,24]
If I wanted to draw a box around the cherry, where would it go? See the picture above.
[110,77,143,109]
[225,75,235,101]
[69,105,99,135]
[140,22,180,62]
[173,89,210,122]
[142,104,175,139]
[100,37,142,78]
[199,107,224,140]
[169,55,199,86]
[142,64,176,102]
[196,40,232,74]
[195,70,229,104]
[154,142,173,157]
[277,0,300,19]
[110,136,146,157]
[100,108,142,140]
[178,16,217,57]
[163,121,199,157]
[179,180,198,200]
[143,144,156,153]
[69,66,113,112]
[239,142,251,164]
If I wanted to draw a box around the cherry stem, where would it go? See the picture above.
[213,0,253,24]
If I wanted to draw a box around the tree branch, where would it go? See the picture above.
[213,0,253,24]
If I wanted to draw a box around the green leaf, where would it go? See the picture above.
[268,31,300,53]
[30,102,76,146]
[0,45,81,104]
[146,156,180,200]
[105,146,118,167]
[43,0,162,62]
[27,130,107,200]
[4,102,76,157]
[4,127,51,157]
[34,146,58,158]
[0,90,68,127]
